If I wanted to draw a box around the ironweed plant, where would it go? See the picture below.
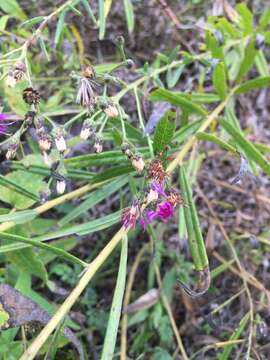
[0,0,270,359]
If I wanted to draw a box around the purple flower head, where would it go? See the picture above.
[156,201,174,220]
[140,201,174,230]
[151,181,167,198]
[0,114,16,135]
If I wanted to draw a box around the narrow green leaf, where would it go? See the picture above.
[38,36,50,61]
[236,3,253,34]
[255,51,269,76]
[34,210,122,241]
[258,8,270,30]
[81,0,97,24]
[123,0,134,33]
[54,10,66,45]
[59,177,128,225]
[236,38,257,83]
[0,210,36,224]
[196,132,237,154]
[149,88,207,115]
[153,111,176,154]
[101,235,128,360]
[220,118,270,175]
[218,312,249,360]
[212,62,228,100]
[98,0,106,40]
[91,165,134,183]
[179,167,208,271]
[0,232,86,267]
[20,16,44,28]
[235,76,270,95]
[173,119,202,143]
[0,15,10,31]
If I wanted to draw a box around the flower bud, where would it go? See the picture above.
[93,140,103,153]
[146,188,159,204]
[132,155,145,173]
[80,123,94,140]
[104,104,119,118]
[121,143,133,159]
[55,135,66,153]
[56,180,66,194]
[38,134,52,152]
[125,59,135,69]
[5,75,17,88]
[6,143,18,160]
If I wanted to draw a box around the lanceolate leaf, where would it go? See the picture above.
[235,76,270,95]
[153,111,176,155]
[196,132,237,154]
[149,88,207,115]
[0,210,36,224]
[59,177,128,225]
[98,0,106,39]
[212,61,228,100]
[179,167,208,271]
[236,38,257,83]
[123,0,134,33]
[220,118,270,175]
[54,10,66,45]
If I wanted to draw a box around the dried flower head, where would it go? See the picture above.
[6,143,18,160]
[80,122,94,140]
[22,87,40,105]
[76,77,96,109]
[167,189,183,207]
[132,155,145,173]
[5,62,26,88]
[147,159,166,183]
[121,203,140,229]
[104,104,119,118]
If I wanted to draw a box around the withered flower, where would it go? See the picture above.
[6,62,26,88]
[104,104,119,118]
[93,138,103,153]
[147,159,166,183]
[80,122,94,140]
[22,87,40,105]
[6,143,18,160]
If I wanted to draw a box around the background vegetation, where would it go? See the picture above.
[0,0,270,359]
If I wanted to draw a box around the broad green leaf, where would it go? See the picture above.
[196,132,237,154]
[101,235,128,360]
[220,118,270,175]
[0,210,36,224]
[179,167,208,271]
[59,176,128,225]
[98,0,106,39]
[212,61,228,100]
[149,88,207,115]
[123,0,134,33]
[0,15,9,31]
[0,171,44,210]
[38,36,50,61]
[7,247,48,283]
[153,111,176,154]
[236,3,253,34]
[54,10,66,45]
[236,38,257,83]
[235,76,270,94]
[0,0,27,20]
[218,312,249,360]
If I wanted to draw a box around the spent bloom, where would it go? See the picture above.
[76,66,97,109]
[121,203,140,230]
